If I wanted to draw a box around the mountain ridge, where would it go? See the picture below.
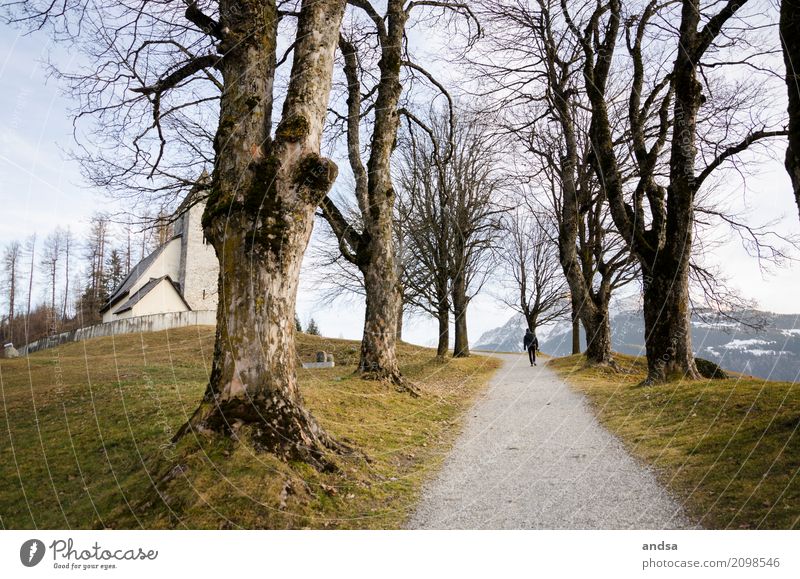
[474,309,800,382]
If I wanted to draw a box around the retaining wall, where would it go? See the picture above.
[19,310,217,355]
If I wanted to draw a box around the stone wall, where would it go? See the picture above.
[19,310,217,355]
[178,200,219,311]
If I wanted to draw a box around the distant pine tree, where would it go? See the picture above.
[295,313,302,332]
[105,249,125,293]
[306,317,320,336]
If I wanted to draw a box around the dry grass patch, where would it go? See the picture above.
[548,353,800,529]
[0,327,500,529]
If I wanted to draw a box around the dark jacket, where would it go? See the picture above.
[523,330,538,350]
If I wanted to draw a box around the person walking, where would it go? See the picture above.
[523,328,538,366]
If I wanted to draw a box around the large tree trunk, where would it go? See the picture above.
[639,0,703,383]
[354,2,407,382]
[452,311,469,357]
[321,4,408,385]
[641,256,698,382]
[452,266,469,358]
[570,294,581,355]
[556,89,615,367]
[176,0,348,467]
[782,0,800,221]
[436,299,449,358]
[359,247,401,381]
[582,307,612,365]
[189,226,340,464]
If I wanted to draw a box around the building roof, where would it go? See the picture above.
[100,236,181,313]
[175,172,210,216]
[112,275,190,315]
[101,175,211,318]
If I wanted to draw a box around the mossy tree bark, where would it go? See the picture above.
[782,0,800,221]
[320,2,415,391]
[572,0,763,383]
[176,0,348,466]
[550,69,627,368]
[451,263,470,358]
[436,298,449,358]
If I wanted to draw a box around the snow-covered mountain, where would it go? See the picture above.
[473,314,530,352]
[476,309,800,382]
[473,314,559,353]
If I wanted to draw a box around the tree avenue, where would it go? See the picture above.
[567,0,787,383]
[475,0,637,367]
[320,0,476,387]
[4,0,798,474]
[7,0,350,467]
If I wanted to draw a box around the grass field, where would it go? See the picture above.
[0,327,500,529]
[548,354,800,529]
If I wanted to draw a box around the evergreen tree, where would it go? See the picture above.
[306,318,320,336]
[105,249,125,294]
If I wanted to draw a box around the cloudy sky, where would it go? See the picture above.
[1,15,800,349]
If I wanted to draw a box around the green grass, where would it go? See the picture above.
[548,353,800,529]
[0,327,500,529]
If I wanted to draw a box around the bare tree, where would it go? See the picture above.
[473,0,638,365]
[495,210,570,338]
[23,234,36,343]
[446,113,504,357]
[397,122,453,356]
[319,0,476,387]
[396,108,502,357]
[40,228,65,334]
[1,240,22,344]
[565,0,787,383]
[6,0,351,466]
[782,0,800,220]
[62,228,74,321]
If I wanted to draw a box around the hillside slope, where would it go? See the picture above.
[0,327,500,529]
[548,354,800,529]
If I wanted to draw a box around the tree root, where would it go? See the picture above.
[636,375,658,388]
[637,364,703,386]
[391,374,421,397]
[172,395,361,472]
[358,367,421,397]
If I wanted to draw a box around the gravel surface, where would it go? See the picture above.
[408,353,694,529]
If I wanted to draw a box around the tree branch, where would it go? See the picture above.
[695,129,788,191]
[319,196,362,265]
[183,1,224,40]
[130,54,221,97]
[695,0,749,61]
[348,0,387,41]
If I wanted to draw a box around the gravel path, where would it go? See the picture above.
[408,353,694,529]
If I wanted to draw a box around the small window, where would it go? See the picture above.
[202,289,206,300]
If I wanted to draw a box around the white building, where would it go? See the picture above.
[100,191,219,323]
